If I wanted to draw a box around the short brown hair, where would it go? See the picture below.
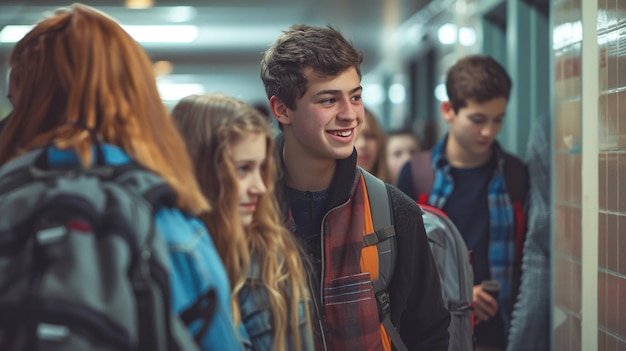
[445,55,512,113]
[260,24,363,110]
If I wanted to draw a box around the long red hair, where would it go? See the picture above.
[0,4,207,214]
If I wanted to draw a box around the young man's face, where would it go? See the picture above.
[280,66,364,161]
[443,97,507,159]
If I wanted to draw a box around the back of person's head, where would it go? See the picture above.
[171,94,311,351]
[260,24,364,111]
[445,55,512,113]
[356,108,389,182]
[0,3,207,214]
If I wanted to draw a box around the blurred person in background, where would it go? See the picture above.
[355,107,390,182]
[397,55,529,351]
[386,129,421,185]
[507,115,551,351]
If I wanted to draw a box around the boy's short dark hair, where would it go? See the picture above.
[260,24,363,110]
[445,55,512,113]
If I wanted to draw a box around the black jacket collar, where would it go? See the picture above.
[275,133,358,214]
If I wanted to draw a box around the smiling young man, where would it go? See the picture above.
[260,24,450,351]
[397,55,529,351]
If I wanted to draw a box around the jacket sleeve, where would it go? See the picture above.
[387,186,450,350]
[156,209,244,351]
[507,116,551,351]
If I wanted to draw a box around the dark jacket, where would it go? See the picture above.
[275,134,450,351]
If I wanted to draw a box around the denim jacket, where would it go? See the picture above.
[43,145,244,351]
[237,257,313,351]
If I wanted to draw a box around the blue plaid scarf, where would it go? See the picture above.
[428,135,516,331]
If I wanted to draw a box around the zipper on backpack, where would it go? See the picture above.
[20,301,133,350]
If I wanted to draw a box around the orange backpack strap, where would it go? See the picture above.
[360,169,408,351]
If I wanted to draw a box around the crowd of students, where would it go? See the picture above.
[0,3,550,351]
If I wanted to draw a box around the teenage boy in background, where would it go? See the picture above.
[260,24,450,351]
[397,55,529,351]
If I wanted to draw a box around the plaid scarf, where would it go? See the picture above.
[428,136,516,330]
[320,171,385,350]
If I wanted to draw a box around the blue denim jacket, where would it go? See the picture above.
[237,258,313,351]
[44,145,244,351]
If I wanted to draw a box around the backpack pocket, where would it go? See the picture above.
[446,299,474,351]
[0,301,133,351]
[323,272,383,350]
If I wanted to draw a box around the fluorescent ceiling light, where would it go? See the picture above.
[362,84,385,105]
[388,83,406,104]
[0,24,197,44]
[157,83,204,102]
[437,23,457,45]
[0,25,34,43]
[459,27,476,47]
[125,0,154,9]
[434,83,448,102]
[168,6,197,23]
[122,25,198,43]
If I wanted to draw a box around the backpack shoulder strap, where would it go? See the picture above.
[410,151,434,204]
[502,153,529,204]
[110,162,177,210]
[111,163,213,348]
[360,169,408,351]
[501,153,530,303]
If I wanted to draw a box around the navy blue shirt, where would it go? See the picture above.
[443,158,494,286]
[444,156,505,348]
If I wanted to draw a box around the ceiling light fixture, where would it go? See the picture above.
[459,27,477,46]
[437,23,457,45]
[388,83,406,104]
[153,61,173,77]
[0,24,198,44]
[434,83,448,102]
[0,25,33,43]
[122,25,199,43]
[157,82,204,102]
[125,0,154,9]
[362,84,385,105]
[168,6,197,23]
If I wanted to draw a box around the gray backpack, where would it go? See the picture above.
[362,169,474,351]
[420,204,474,351]
[0,148,213,351]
